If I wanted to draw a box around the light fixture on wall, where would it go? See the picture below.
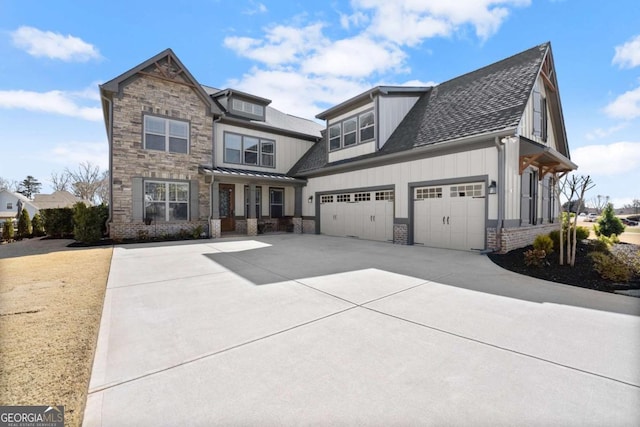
[308,195,313,203]
[488,180,497,195]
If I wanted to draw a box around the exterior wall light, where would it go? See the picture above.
[308,195,313,203]
[488,180,497,194]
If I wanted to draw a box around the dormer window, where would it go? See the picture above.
[231,98,265,120]
[328,109,376,151]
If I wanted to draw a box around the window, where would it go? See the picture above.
[354,192,370,202]
[224,133,275,167]
[328,110,375,151]
[144,116,188,153]
[329,124,341,151]
[532,86,547,142]
[6,202,12,210]
[337,194,351,202]
[360,111,375,142]
[244,186,261,218]
[375,191,393,201]
[270,188,284,218]
[232,99,264,117]
[343,118,357,147]
[416,187,442,199]
[144,181,189,221]
[321,195,334,203]
[450,184,483,198]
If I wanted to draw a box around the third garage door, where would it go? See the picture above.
[320,190,394,242]
[413,183,485,251]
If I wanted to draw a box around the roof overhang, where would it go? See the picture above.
[199,166,307,185]
[519,137,577,178]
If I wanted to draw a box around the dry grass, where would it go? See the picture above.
[0,240,112,427]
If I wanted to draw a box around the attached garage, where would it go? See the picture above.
[320,190,394,242]
[413,183,485,251]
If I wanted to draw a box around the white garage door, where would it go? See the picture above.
[413,183,485,251]
[320,190,394,242]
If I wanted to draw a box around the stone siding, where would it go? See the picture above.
[302,219,316,234]
[110,220,209,241]
[393,223,408,245]
[109,62,213,239]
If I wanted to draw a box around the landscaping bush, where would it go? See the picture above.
[41,208,74,238]
[549,226,589,249]
[524,248,547,267]
[588,252,632,282]
[31,213,45,237]
[590,239,610,253]
[17,208,32,239]
[533,234,553,254]
[2,221,15,241]
[597,203,625,237]
[73,203,108,244]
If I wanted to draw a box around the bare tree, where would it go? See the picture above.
[0,177,20,191]
[95,170,109,205]
[559,174,595,267]
[590,194,609,214]
[66,161,104,204]
[50,171,72,192]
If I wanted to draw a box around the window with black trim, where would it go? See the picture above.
[144,115,189,153]
[224,132,276,168]
[144,181,189,221]
[244,186,261,218]
[328,109,375,151]
[270,188,284,218]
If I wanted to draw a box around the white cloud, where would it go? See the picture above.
[613,34,640,69]
[585,123,627,140]
[572,141,640,176]
[49,142,108,171]
[352,0,530,45]
[0,89,102,121]
[224,23,325,67]
[604,86,640,120]
[399,79,438,87]
[243,1,267,15]
[302,36,407,77]
[11,26,101,62]
[339,11,369,30]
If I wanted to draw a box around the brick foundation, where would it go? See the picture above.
[393,223,408,245]
[109,220,209,240]
[292,217,303,234]
[210,219,221,238]
[247,218,258,236]
[498,223,560,253]
[302,219,316,234]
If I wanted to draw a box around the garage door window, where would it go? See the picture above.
[321,195,333,203]
[337,194,351,202]
[376,191,394,201]
[451,184,483,198]
[416,187,442,199]
[354,192,370,202]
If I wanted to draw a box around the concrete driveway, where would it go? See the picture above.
[84,234,640,426]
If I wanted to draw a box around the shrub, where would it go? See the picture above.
[191,225,204,239]
[549,225,590,249]
[597,203,625,237]
[524,249,547,267]
[589,252,632,282]
[41,208,74,238]
[16,208,32,239]
[533,234,553,254]
[590,239,610,254]
[2,221,15,241]
[73,203,108,244]
[575,226,590,241]
[31,213,45,237]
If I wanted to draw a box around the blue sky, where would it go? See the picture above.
[1,0,639,208]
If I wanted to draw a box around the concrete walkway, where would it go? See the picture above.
[84,234,640,426]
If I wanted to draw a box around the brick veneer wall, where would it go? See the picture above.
[393,223,408,245]
[497,223,560,253]
[302,219,315,234]
[110,220,209,241]
[108,61,213,239]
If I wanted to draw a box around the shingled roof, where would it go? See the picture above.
[290,42,552,176]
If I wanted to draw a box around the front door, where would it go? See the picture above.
[219,184,235,232]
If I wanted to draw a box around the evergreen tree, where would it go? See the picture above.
[31,212,45,237]
[17,175,42,198]
[597,203,625,237]
[17,208,32,239]
[2,220,14,241]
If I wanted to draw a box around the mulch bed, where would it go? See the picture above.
[488,241,640,293]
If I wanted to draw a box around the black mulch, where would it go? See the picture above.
[488,241,640,294]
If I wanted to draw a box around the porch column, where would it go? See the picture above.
[247,183,258,236]
[210,181,221,238]
[293,186,303,234]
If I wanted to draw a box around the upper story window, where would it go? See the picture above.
[224,132,275,168]
[328,109,375,151]
[6,202,12,210]
[231,99,265,120]
[144,115,189,153]
[532,86,547,142]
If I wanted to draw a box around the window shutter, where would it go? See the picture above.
[532,89,541,137]
[520,171,531,225]
[132,178,143,221]
[190,180,199,220]
[541,176,549,223]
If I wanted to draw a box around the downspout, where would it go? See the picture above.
[494,136,506,251]
[101,92,113,236]
[209,116,222,237]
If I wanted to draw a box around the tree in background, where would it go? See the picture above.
[597,203,625,237]
[2,220,14,241]
[31,212,45,237]
[623,199,640,215]
[50,171,72,192]
[17,208,32,239]
[65,161,109,204]
[0,177,20,191]
[17,175,42,199]
[590,194,610,214]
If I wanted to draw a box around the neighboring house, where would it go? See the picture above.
[33,190,88,210]
[0,189,39,227]
[100,42,576,253]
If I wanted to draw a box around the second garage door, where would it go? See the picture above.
[320,190,394,242]
[413,183,485,251]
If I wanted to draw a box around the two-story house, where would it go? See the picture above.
[100,42,576,253]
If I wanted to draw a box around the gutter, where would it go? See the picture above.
[100,92,114,234]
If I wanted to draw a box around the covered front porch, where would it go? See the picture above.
[199,166,307,238]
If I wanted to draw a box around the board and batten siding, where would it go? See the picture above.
[215,123,315,174]
[518,76,558,150]
[503,136,521,222]
[377,95,421,148]
[304,146,499,220]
